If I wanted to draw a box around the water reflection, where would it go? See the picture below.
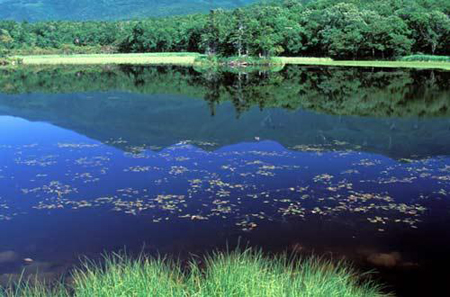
[2,117,444,229]
[0,66,449,159]
[0,66,449,296]
[1,65,449,117]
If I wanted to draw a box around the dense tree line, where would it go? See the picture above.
[0,0,449,59]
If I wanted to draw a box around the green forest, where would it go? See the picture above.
[0,0,449,59]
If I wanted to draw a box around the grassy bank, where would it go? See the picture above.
[8,53,450,70]
[280,57,450,70]
[401,55,450,62]
[1,249,390,297]
[15,53,201,66]
[0,57,23,66]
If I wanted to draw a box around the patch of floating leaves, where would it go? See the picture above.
[57,143,100,149]
[1,141,449,234]
[15,155,57,167]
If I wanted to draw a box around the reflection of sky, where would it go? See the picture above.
[1,115,449,233]
[2,91,450,160]
[0,116,90,145]
[1,114,450,296]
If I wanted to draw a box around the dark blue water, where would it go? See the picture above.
[0,66,449,296]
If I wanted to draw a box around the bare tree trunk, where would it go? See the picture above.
[238,24,243,57]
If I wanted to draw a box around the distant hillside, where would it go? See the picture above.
[0,0,256,21]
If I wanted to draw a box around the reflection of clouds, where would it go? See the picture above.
[0,251,18,264]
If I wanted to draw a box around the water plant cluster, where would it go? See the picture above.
[1,139,445,234]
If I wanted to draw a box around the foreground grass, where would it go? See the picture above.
[1,249,391,297]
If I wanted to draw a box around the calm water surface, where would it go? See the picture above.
[0,66,449,296]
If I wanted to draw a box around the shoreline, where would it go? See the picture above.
[4,53,450,70]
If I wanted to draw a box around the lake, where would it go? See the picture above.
[0,65,449,296]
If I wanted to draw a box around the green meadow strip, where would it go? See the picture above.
[8,54,450,70]
[280,57,450,71]
[401,55,450,62]
[15,53,202,66]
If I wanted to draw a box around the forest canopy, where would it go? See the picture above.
[0,0,449,59]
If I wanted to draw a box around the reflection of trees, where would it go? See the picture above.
[1,66,449,159]
[285,67,449,118]
[0,65,448,118]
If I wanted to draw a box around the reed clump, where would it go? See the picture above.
[1,248,391,297]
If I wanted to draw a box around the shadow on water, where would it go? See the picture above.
[0,65,449,296]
